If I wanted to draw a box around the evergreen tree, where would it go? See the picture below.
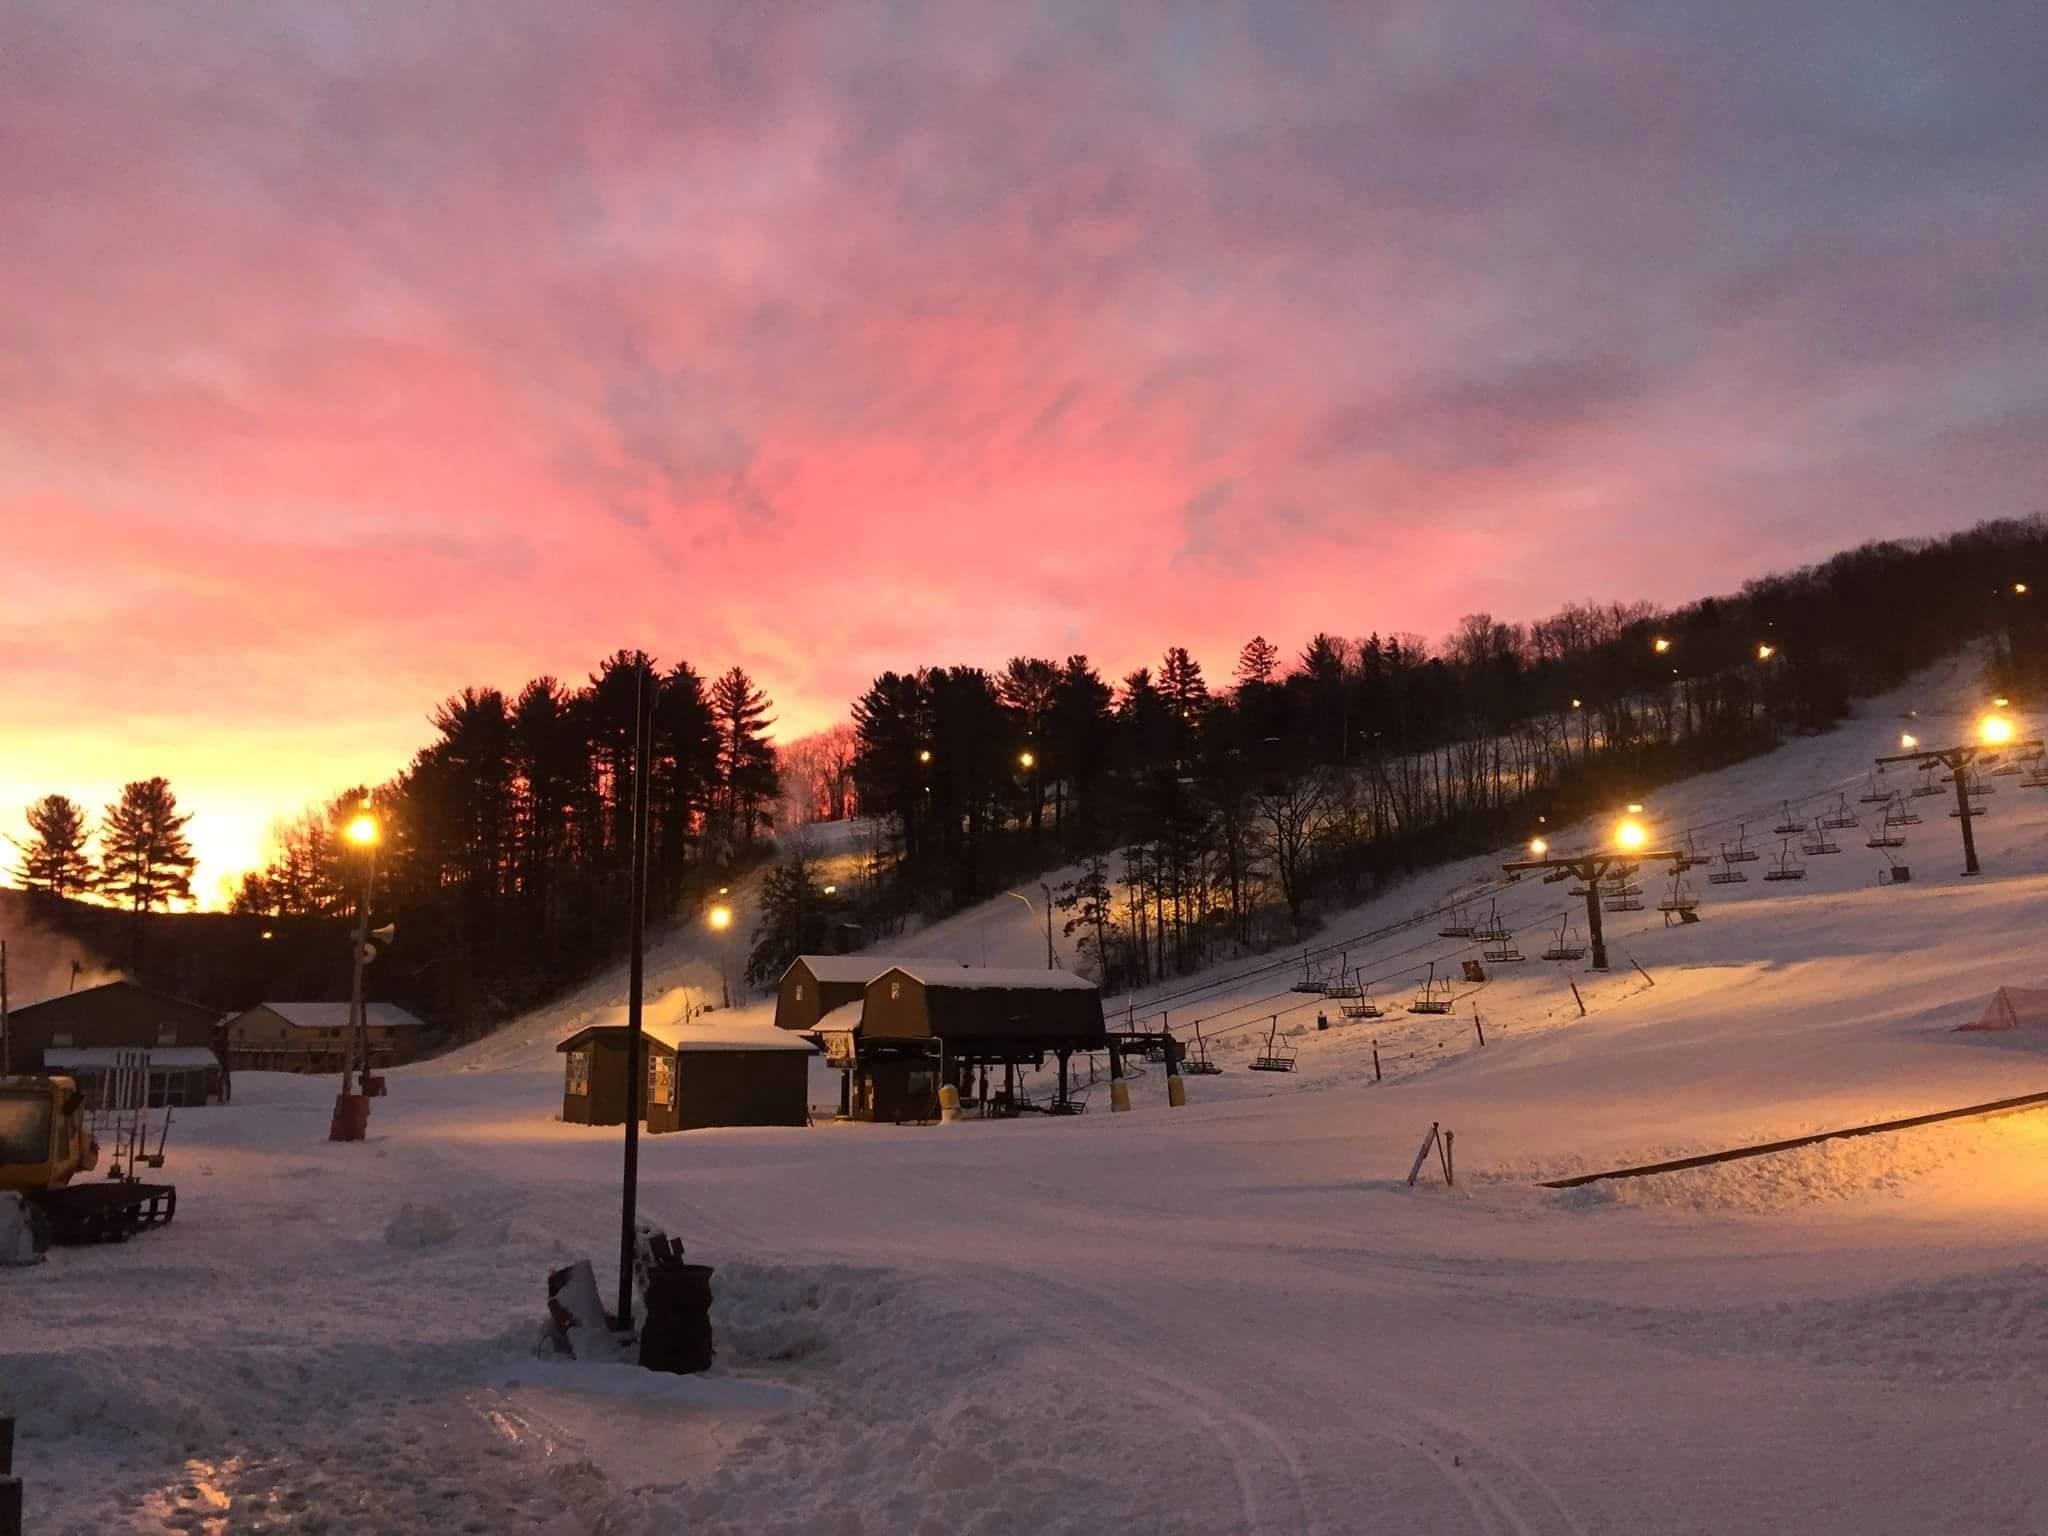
[744,855,832,986]
[712,667,779,853]
[12,793,93,899]
[98,778,198,913]
[1234,635,1281,690]
[1158,646,1209,763]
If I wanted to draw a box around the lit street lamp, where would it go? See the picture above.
[331,805,379,1139]
[1616,818,1647,850]
[1528,837,1548,857]
[708,903,734,1007]
[1653,637,1671,654]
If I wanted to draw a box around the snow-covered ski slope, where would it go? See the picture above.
[8,654,2047,1534]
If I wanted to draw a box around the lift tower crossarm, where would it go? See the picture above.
[1499,850,1683,972]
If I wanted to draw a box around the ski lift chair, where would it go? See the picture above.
[1437,908,1475,940]
[1867,823,1906,848]
[1409,964,1454,1015]
[1182,1023,1224,1075]
[1707,853,1748,885]
[1763,840,1807,881]
[1911,767,1943,799]
[1541,920,1587,961]
[1250,1017,1299,1073]
[1821,797,1859,831]
[1341,985,1383,1021]
[1884,794,1921,827]
[1801,818,1841,856]
[1603,890,1644,911]
[1322,959,1363,999]
[1726,827,1762,861]
[1542,866,1570,884]
[1657,874,1700,913]
[1858,774,1889,805]
[1774,800,1806,834]
[1470,901,1510,943]
[1482,930,1525,962]
[1877,849,1913,886]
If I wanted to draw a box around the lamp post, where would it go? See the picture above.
[708,903,734,1007]
[330,807,379,1140]
[617,664,657,1329]
[1005,886,1056,969]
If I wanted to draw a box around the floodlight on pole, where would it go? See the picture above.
[1981,715,2015,746]
[345,812,380,847]
[1756,643,1775,661]
[708,903,734,1007]
[2016,583,2029,595]
[1653,637,1671,654]
[1018,750,1035,769]
[1529,837,1548,857]
[918,748,933,764]
[1616,819,1647,850]
[1900,733,1917,750]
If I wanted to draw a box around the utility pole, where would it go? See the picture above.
[1873,735,2041,877]
[618,665,657,1329]
[1040,882,1054,969]
[1501,848,1682,971]
[2,939,10,1076]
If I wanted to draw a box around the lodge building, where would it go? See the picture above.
[774,957,1108,1122]
[3,979,226,1106]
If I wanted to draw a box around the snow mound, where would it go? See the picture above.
[384,1200,458,1249]
[711,1261,892,1362]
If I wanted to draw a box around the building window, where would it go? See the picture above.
[890,981,901,1000]
[565,1051,590,1095]
[794,983,804,1001]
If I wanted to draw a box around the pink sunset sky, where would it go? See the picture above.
[4,2,2045,901]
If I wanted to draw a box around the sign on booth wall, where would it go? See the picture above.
[565,1051,590,1096]
[650,1054,676,1107]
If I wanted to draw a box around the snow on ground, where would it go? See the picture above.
[6,656,2048,1534]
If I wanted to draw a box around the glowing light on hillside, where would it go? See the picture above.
[1529,837,1548,856]
[1615,819,1647,850]
[344,813,380,847]
[1901,733,1918,750]
[1570,698,1582,709]
[2016,583,2029,595]
[1626,802,1644,814]
[1980,716,2015,746]
[919,748,933,764]
[708,904,733,931]
[1018,750,1035,769]
[1756,643,1775,660]
[1652,637,1671,654]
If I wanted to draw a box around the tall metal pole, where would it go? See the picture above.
[345,844,374,1095]
[2,939,10,1077]
[1041,883,1054,969]
[1950,750,1981,876]
[618,666,655,1328]
[1581,860,1610,971]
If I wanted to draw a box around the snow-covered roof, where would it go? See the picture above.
[812,1000,864,1034]
[882,965,1097,992]
[253,1002,428,1031]
[44,1047,220,1070]
[556,1019,815,1053]
[788,955,964,985]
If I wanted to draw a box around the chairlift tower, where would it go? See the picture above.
[1873,738,2043,875]
[1501,847,1683,970]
